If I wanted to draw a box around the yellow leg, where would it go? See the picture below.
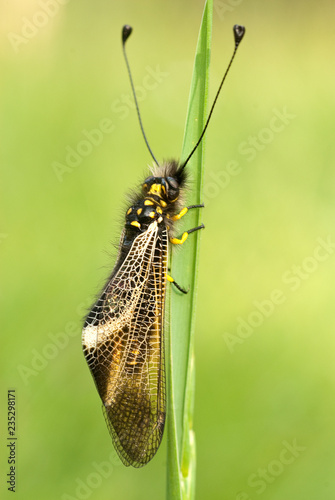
[170,223,204,245]
[170,203,205,221]
[170,232,189,245]
[171,207,188,221]
[167,274,187,294]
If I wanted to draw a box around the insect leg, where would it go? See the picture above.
[167,274,188,294]
[170,223,205,245]
[170,203,204,221]
[168,213,204,292]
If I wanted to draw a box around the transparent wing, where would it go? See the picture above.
[82,221,168,467]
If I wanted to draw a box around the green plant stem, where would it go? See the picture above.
[166,1,213,499]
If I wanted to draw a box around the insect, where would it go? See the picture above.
[82,23,245,467]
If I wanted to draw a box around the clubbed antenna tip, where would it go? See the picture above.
[122,25,132,44]
[233,24,245,45]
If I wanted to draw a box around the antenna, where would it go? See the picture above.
[122,25,159,167]
[181,24,246,171]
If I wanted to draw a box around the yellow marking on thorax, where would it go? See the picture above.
[145,194,167,209]
[148,183,162,196]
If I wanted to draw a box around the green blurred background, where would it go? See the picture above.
[1,0,335,498]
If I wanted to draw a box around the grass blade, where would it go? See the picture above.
[166,1,213,498]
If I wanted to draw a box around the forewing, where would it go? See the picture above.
[82,221,168,467]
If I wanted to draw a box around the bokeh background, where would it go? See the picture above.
[1,0,335,499]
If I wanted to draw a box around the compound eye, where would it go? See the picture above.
[166,176,179,200]
[166,177,178,189]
